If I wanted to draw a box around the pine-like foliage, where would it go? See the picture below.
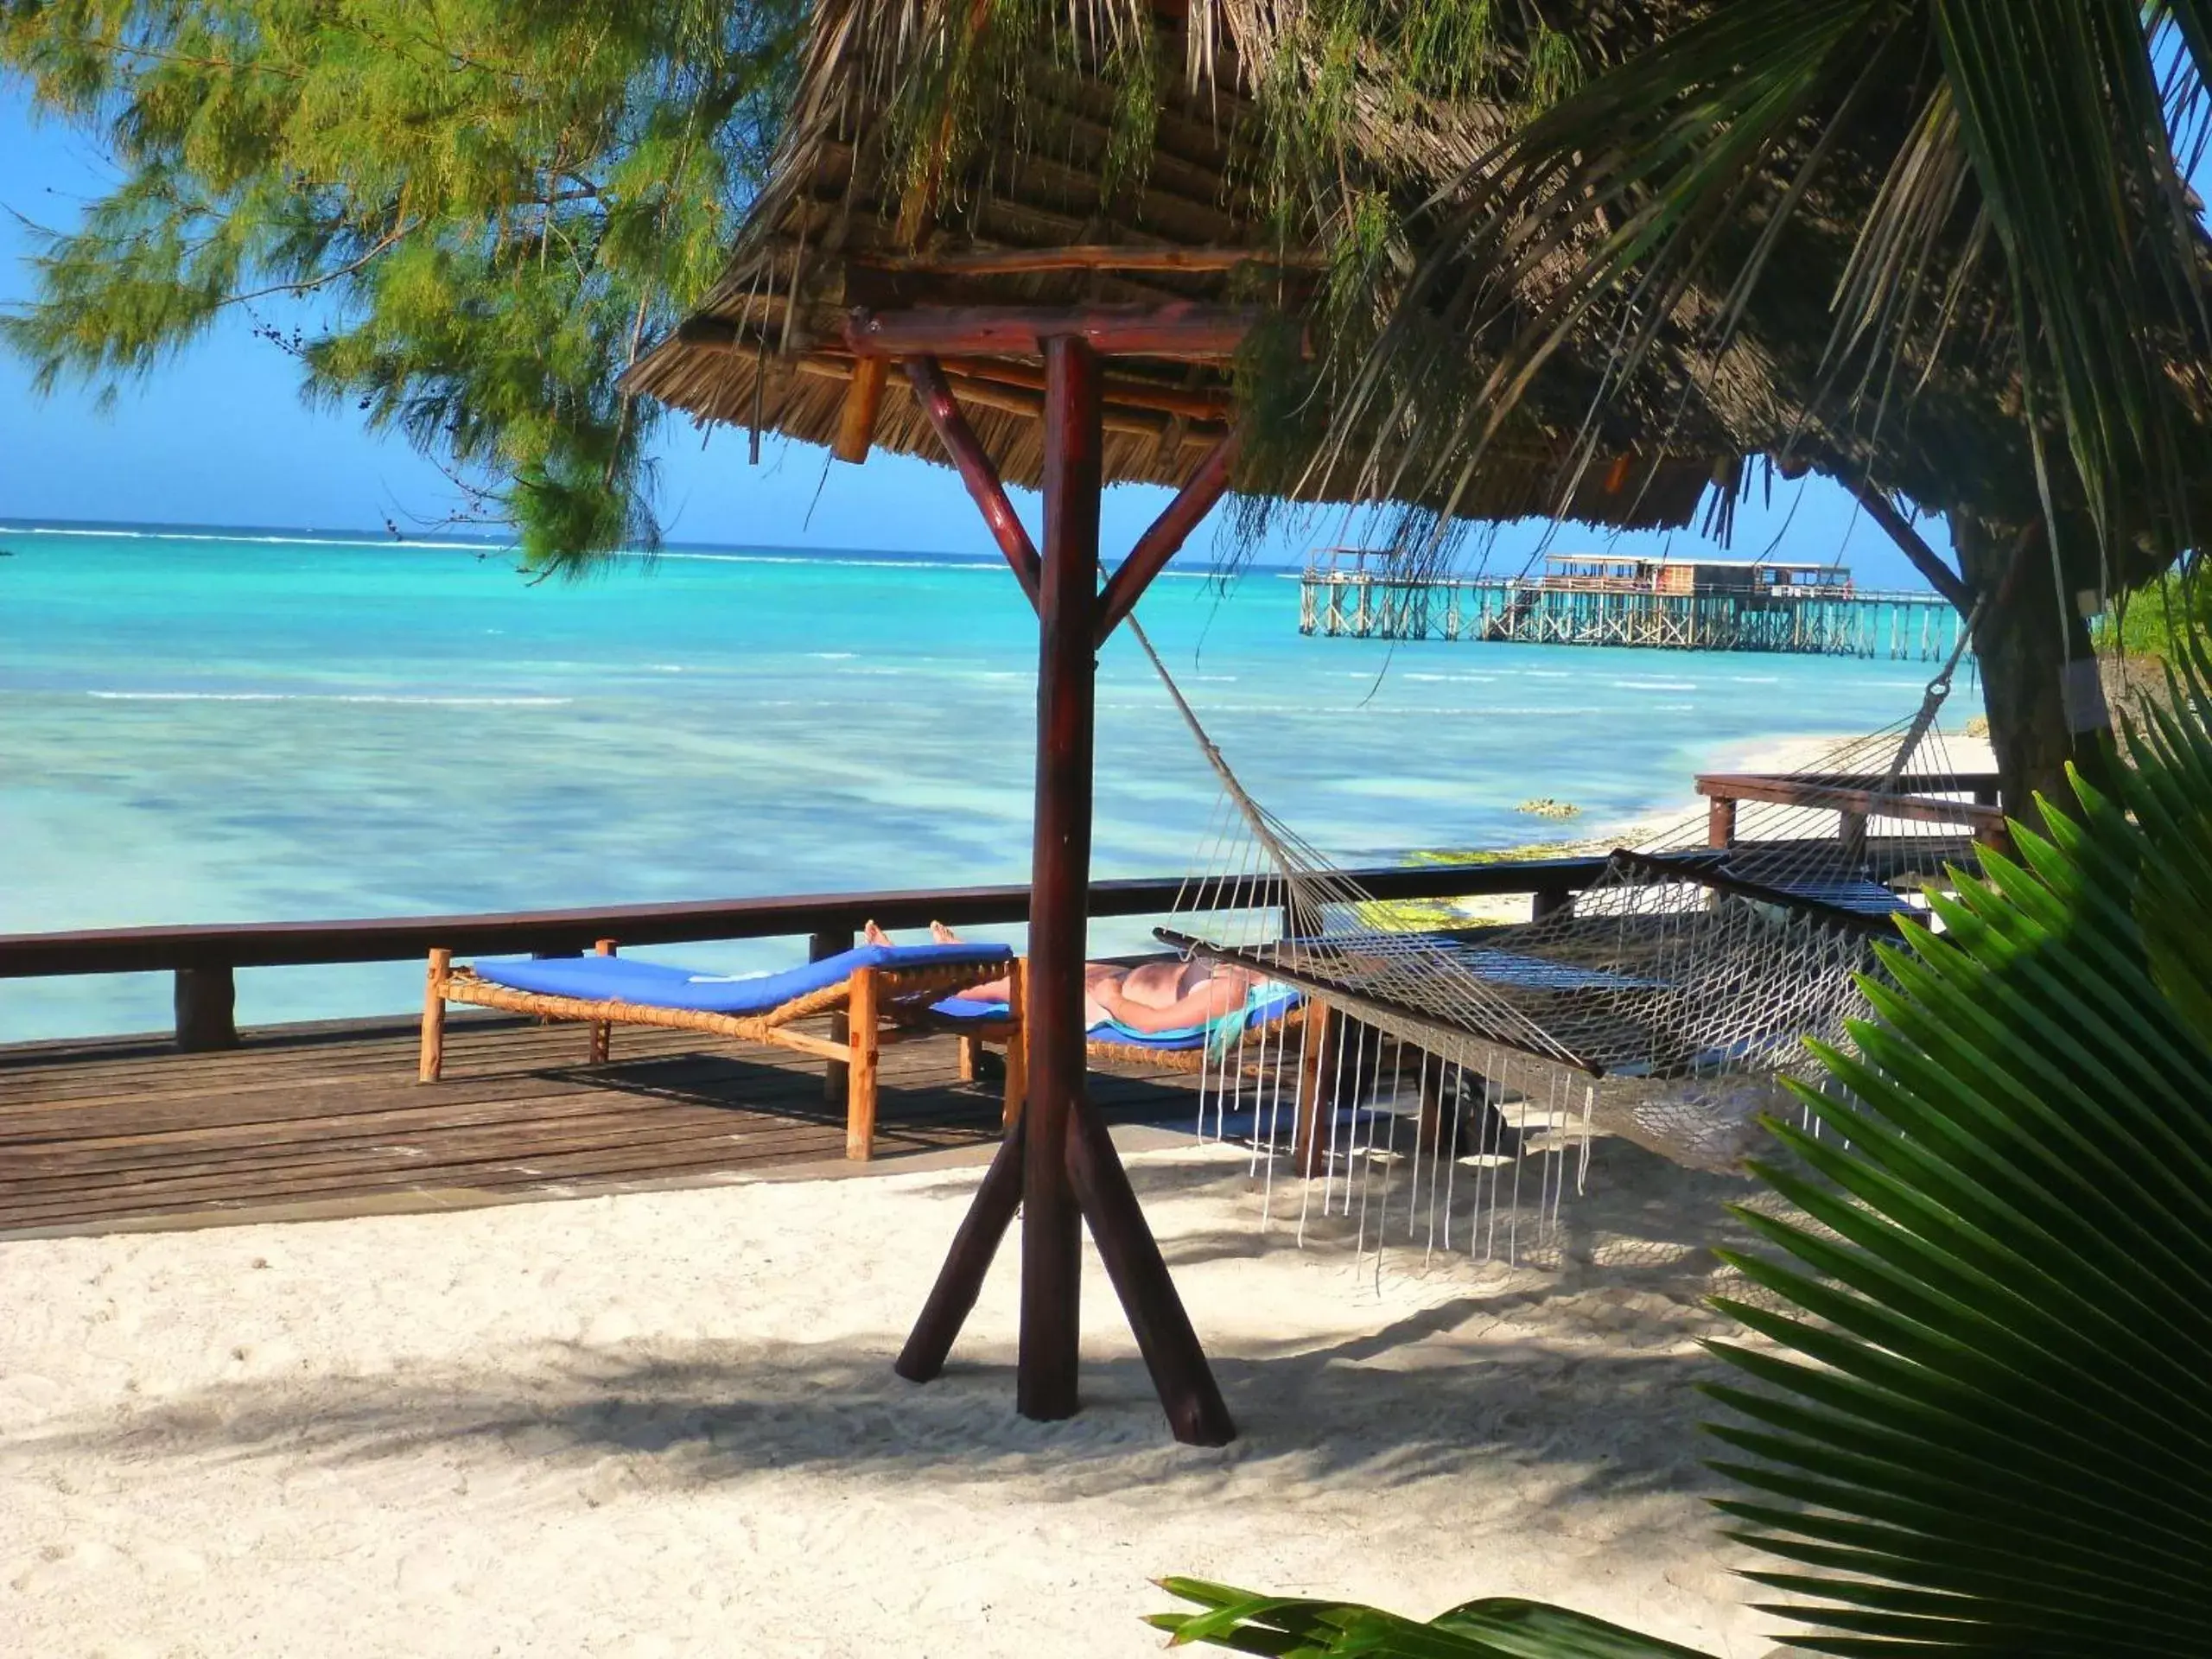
[1,0,804,565]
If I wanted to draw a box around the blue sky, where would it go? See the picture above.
[0,84,1944,586]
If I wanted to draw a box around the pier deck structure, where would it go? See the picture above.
[1299,550,1967,660]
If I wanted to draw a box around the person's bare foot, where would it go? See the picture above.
[929,921,961,944]
[863,919,893,947]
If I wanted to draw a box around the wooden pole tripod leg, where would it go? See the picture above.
[1065,1101,1236,1446]
[895,1116,1027,1382]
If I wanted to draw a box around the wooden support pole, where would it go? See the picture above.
[905,357,1042,609]
[1094,429,1240,646]
[831,355,888,463]
[895,1117,1028,1382]
[1065,1099,1236,1446]
[810,929,855,1109]
[1019,333,1103,1423]
[174,964,238,1052]
[1707,795,1738,849]
[849,303,1267,361]
[1530,886,1573,922]
[417,950,450,1083]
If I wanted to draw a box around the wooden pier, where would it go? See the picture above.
[0,1013,1202,1240]
[1298,550,1967,660]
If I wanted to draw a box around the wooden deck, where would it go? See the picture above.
[0,1013,1204,1240]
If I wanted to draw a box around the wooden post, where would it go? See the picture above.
[417,950,449,1082]
[1707,795,1738,849]
[588,938,616,1064]
[175,965,238,1052]
[1531,886,1573,922]
[1415,1052,1449,1155]
[1294,1001,1334,1179]
[846,964,881,1160]
[832,355,888,463]
[810,929,855,1109]
[1002,957,1028,1128]
[1018,333,1102,1423]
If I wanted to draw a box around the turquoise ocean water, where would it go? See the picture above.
[0,524,1966,1042]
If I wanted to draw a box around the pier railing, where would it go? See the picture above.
[3,767,2003,1052]
[0,858,1613,1052]
[1297,563,1967,659]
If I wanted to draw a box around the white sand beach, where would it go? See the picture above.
[1,1137,1778,1658]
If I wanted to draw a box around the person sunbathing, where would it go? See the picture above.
[863,919,1262,1033]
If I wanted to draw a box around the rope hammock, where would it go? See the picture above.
[1127,610,1990,1269]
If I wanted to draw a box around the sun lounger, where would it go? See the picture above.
[934,982,1306,1075]
[419,941,1025,1160]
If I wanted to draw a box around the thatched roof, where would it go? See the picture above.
[623,0,1720,532]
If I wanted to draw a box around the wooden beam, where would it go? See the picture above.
[1094,428,1239,645]
[864,243,1328,276]
[1843,476,1972,613]
[798,354,1224,442]
[939,357,1232,423]
[1065,1097,1236,1446]
[894,1117,1027,1383]
[831,354,888,463]
[1693,773,2006,833]
[904,356,1042,609]
[1018,334,1103,1424]
[847,303,1267,361]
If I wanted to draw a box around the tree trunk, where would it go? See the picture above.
[1951,515,2113,831]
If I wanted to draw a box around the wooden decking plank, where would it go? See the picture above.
[0,1013,1202,1238]
[0,1081,1016,1185]
[0,1128,991,1230]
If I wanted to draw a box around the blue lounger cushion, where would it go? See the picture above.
[471,942,1012,1018]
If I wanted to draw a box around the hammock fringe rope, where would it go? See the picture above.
[1128,613,1986,1269]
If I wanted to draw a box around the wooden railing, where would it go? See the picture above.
[0,858,1612,1052]
[2,772,2010,1053]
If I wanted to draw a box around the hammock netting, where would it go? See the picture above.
[1133,619,1991,1268]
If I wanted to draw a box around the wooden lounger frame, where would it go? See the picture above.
[418,944,1026,1160]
